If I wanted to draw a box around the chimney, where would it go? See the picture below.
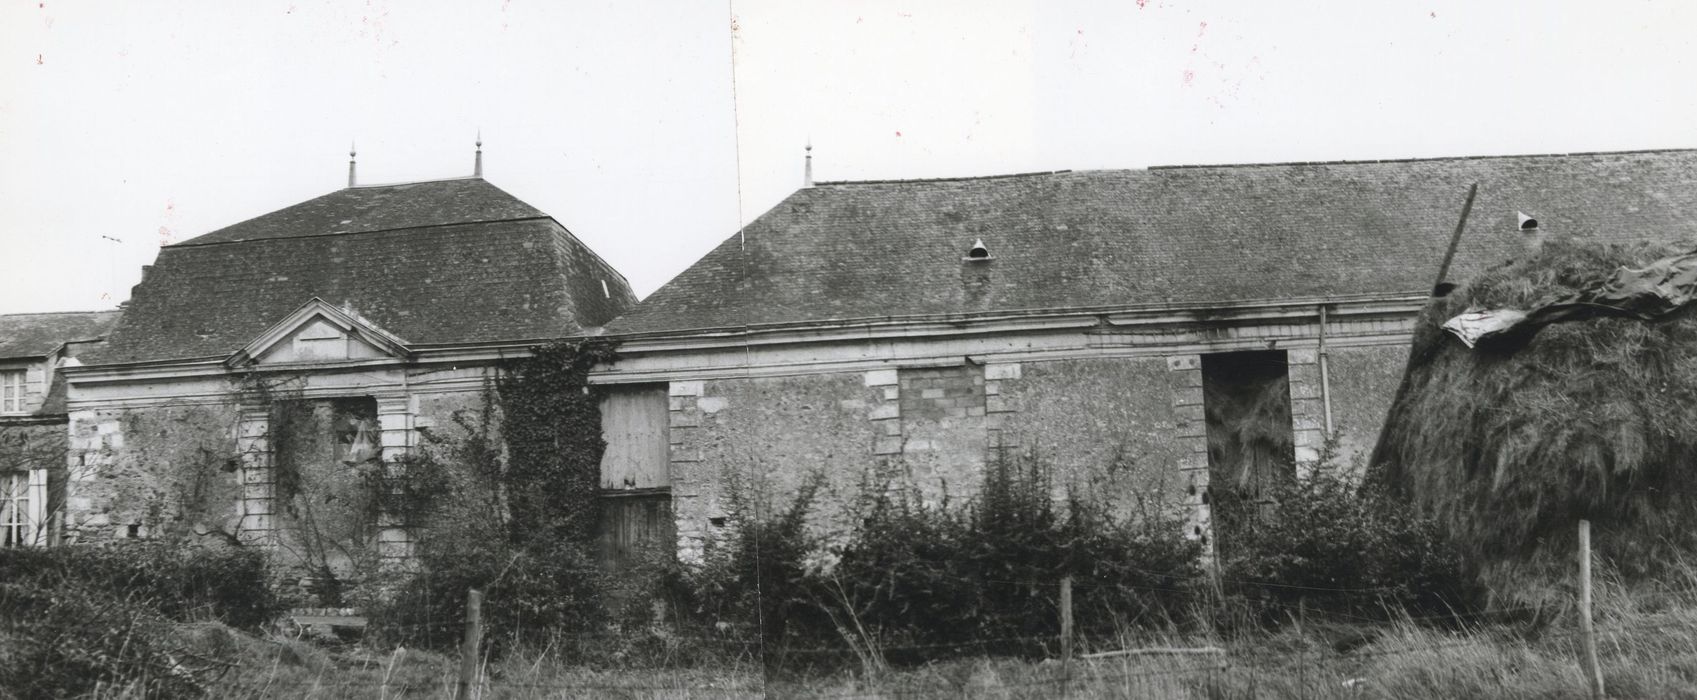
[474,132,483,178]
[803,142,813,188]
[347,143,358,188]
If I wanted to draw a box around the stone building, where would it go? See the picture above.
[0,311,119,547]
[58,163,635,581]
[21,147,1697,574]
[592,149,1697,559]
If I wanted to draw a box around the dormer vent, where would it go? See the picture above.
[964,238,992,261]
[1517,211,1539,231]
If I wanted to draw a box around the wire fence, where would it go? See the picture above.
[14,563,1686,698]
[126,603,1694,699]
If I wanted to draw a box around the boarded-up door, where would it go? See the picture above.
[598,386,672,570]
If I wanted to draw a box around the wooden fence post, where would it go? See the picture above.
[456,588,485,700]
[1060,575,1074,692]
[1579,520,1604,699]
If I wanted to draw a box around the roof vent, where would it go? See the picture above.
[1517,211,1539,231]
[964,238,992,261]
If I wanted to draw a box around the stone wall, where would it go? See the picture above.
[66,402,243,544]
[668,373,887,561]
[0,422,64,476]
[62,377,495,556]
[1323,344,1408,474]
[667,356,1211,557]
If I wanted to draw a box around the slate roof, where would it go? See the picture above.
[609,149,1697,335]
[0,311,120,360]
[90,178,636,364]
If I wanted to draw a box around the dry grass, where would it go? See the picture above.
[772,604,1697,700]
[61,578,1697,699]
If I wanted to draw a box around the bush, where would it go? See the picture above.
[719,452,1203,671]
[364,539,607,657]
[0,542,280,698]
[1215,467,1479,624]
[0,541,281,629]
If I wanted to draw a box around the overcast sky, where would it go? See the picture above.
[3,1,1694,315]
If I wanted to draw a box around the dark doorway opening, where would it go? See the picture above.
[1202,350,1294,529]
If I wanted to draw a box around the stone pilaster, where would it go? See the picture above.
[982,362,1020,450]
[668,380,710,563]
[863,369,904,490]
[1285,348,1326,477]
[864,370,902,457]
[1166,354,1213,558]
[235,406,275,546]
[374,396,415,560]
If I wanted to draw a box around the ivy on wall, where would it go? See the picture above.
[494,338,619,549]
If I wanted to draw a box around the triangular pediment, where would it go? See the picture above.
[227,299,411,367]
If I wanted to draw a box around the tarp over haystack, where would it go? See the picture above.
[1368,238,1697,597]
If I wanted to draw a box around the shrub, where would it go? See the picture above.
[0,580,215,699]
[739,451,1203,671]
[0,541,281,629]
[1215,467,1479,624]
[0,542,279,698]
[364,539,607,657]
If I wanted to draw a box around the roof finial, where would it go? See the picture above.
[347,141,358,188]
[474,130,484,178]
[803,140,814,188]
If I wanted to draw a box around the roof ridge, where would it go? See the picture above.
[0,310,119,319]
[813,170,1074,187]
[1147,147,1697,171]
[167,214,553,248]
[347,175,482,189]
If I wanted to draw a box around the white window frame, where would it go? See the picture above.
[1,469,48,547]
[0,369,24,414]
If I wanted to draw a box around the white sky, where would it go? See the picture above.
[2,1,1694,315]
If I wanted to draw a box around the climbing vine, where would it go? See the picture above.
[494,338,619,549]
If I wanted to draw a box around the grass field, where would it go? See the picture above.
[75,592,1695,699]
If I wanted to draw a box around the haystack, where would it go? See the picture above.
[1368,237,1697,600]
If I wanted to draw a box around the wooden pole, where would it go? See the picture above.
[456,589,484,700]
[1432,182,1479,292]
[1579,520,1604,699]
[1365,183,1481,475]
[1060,575,1074,692]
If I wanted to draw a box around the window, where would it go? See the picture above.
[0,370,23,413]
[1,470,45,547]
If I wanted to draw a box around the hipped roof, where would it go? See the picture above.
[89,178,635,364]
[609,149,1697,335]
